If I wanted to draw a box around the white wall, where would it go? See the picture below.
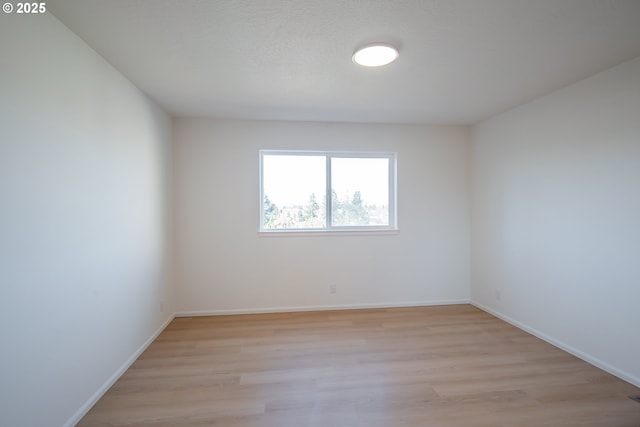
[0,13,174,427]
[471,56,640,386]
[174,119,470,313]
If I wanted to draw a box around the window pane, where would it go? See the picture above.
[262,155,326,229]
[331,157,389,226]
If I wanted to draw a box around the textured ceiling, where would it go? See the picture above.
[50,0,640,125]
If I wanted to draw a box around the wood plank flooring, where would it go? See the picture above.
[77,305,640,426]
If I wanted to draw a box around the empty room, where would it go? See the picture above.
[2,1,640,426]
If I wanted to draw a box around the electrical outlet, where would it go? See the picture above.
[495,289,501,301]
[329,284,337,294]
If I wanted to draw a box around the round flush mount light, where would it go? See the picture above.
[352,43,399,67]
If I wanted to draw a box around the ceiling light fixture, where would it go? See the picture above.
[352,43,399,67]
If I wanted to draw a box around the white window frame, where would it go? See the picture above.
[259,150,398,235]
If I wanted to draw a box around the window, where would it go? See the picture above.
[260,150,397,233]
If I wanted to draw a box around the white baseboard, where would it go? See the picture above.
[175,299,470,317]
[471,300,640,389]
[63,313,176,427]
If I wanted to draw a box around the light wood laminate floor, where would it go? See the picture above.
[78,305,640,426]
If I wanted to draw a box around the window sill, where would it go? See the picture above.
[258,229,400,238]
